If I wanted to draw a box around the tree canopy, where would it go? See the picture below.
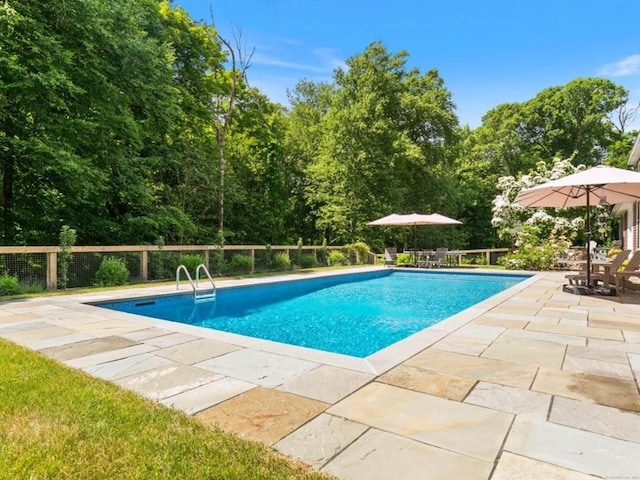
[1,1,636,250]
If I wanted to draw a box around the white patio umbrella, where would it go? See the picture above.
[513,165,640,287]
[367,212,462,262]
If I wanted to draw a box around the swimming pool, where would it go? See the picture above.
[95,269,530,358]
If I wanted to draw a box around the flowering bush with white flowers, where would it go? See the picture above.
[492,157,612,270]
[492,157,585,244]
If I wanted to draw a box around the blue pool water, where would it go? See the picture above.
[95,270,530,358]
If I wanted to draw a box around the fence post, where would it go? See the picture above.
[47,252,57,291]
[140,250,148,281]
[485,250,491,265]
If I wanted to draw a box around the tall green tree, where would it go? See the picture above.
[304,42,459,244]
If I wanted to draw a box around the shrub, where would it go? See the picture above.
[272,252,291,271]
[317,238,329,266]
[95,257,130,287]
[299,254,316,269]
[0,274,20,296]
[58,225,77,290]
[343,241,370,264]
[177,254,204,277]
[396,253,412,265]
[327,251,347,266]
[229,254,253,273]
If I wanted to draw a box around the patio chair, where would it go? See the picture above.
[383,247,397,266]
[423,247,448,268]
[614,250,640,293]
[566,249,630,287]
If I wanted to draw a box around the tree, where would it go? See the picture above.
[303,42,459,244]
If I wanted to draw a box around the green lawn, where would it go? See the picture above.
[0,339,334,479]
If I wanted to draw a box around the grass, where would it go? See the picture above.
[0,339,335,480]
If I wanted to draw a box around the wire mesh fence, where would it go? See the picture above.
[0,244,505,294]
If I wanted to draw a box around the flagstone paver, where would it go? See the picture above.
[0,325,76,345]
[153,337,241,364]
[278,365,374,404]
[505,417,640,478]
[472,315,529,329]
[549,396,640,443]
[275,413,368,469]
[322,428,493,480]
[481,335,566,369]
[195,348,319,387]
[196,387,328,444]
[377,364,476,401]
[327,382,513,462]
[503,327,586,346]
[532,367,640,412]
[27,332,95,350]
[464,382,551,419]
[161,377,255,414]
[82,352,174,380]
[115,363,220,401]
[406,348,538,389]
[40,335,138,361]
[566,343,632,364]
[141,332,200,348]
[525,322,624,341]
[432,334,493,355]
[64,343,158,368]
[561,354,634,380]
[491,452,600,480]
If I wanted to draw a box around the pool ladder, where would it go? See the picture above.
[176,264,216,301]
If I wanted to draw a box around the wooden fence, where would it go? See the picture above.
[0,245,510,291]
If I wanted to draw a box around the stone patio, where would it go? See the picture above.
[2,267,640,479]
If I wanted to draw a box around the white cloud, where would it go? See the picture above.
[252,53,331,73]
[598,54,640,77]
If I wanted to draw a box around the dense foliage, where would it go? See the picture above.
[1,0,636,251]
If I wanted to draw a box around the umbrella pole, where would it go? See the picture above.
[586,186,591,287]
[413,224,418,266]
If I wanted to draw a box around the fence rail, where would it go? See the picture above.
[0,245,510,292]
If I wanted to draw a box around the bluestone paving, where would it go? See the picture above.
[81,352,174,380]
[3,268,640,479]
[533,367,640,411]
[491,452,600,480]
[64,343,158,369]
[196,387,328,444]
[322,429,493,480]
[153,337,241,364]
[274,413,368,469]
[141,332,200,348]
[481,335,566,368]
[278,365,374,404]
[161,377,255,414]
[432,333,493,355]
[549,396,640,443]
[195,348,319,387]
[376,364,476,400]
[406,348,538,389]
[327,382,513,462]
[505,417,640,478]
[464,382,551,419]
[40,335,137,361]
[115,363,220,400]
[561,354,634,380]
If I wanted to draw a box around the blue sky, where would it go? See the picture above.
[174,0,640,128]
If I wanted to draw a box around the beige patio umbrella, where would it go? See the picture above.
[368,212,462,263]
[514,165,640,288]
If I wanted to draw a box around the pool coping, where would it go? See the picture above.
[83,266,540,375]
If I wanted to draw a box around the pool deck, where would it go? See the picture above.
[2,266,640,479]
